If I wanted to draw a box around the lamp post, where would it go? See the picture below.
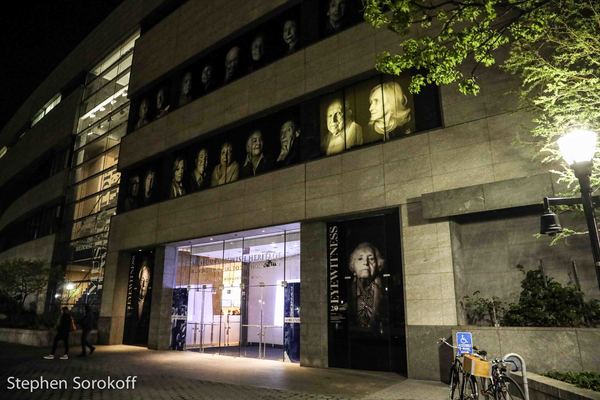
[556,129,600,289]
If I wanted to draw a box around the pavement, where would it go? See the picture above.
[0,342,447,399]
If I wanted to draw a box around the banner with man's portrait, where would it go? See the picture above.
[327,211,406,374]
[123,250,154,346]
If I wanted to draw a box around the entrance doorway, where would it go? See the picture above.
[327,211,406,374]
[170,223,300,363]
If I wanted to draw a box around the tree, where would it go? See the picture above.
[0,258,51,310]
[364,0,600,200]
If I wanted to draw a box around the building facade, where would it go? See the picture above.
[1,0,598,381]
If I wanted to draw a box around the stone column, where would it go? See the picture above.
[98,250,132,344]
[147,245,177,350]
[300,221,328,368]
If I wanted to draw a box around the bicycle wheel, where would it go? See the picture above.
[478,377,495,399]
[461,374,478,400]
[497,375,526,400]
[448,363,461,400]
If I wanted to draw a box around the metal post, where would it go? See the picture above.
[573,161,600,290]
[503,353,529,400]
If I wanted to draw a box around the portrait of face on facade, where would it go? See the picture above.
[282,19,299,54]
[142,168,156,203]
[327,213,404,372]
[320,92,364,156]
[276,118,301,166]
[135,98,149,129]
[249,32,269,69]
[224,46,241,83]
[170,156,186,198]
[348,242,385,331]
[241,129,273,178]
[325,0,347,33]
[211,141,240,187]
[368,78,414,140]
[155,87,170,119]
[123,251,154,346]
[189,147,209,192]
[123,174,140,211]
[179,71,193,106]
[200,63,215,93]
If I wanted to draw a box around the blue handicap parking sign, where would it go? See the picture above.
[456,331,473,355]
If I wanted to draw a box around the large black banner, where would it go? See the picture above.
[123,250,154,346]
[170,288,188,351]
[327,211,406,374]
[284,282,300,362]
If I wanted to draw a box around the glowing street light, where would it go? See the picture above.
[542,129,600,289]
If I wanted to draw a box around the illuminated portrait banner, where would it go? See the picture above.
[327,212,406,373]
[123,250,154,346]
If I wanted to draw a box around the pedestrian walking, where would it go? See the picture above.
[44,306,75,360]
[78,304,96,357]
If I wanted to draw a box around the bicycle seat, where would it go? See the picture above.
[473,346,487,357]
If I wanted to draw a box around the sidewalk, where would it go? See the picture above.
[0,342,447,399]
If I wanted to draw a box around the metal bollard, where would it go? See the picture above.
[503,352,529,400]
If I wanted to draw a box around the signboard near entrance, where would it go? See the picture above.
[456,331,473,355]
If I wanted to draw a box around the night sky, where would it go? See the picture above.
[0,0,123,132]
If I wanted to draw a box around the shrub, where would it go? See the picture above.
[461,265,600,327]
[544,371,600,392]
[502,268,600,327]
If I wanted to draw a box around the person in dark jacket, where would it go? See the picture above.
[79,305,96,357]
[79,304,96,357]
[44,307,73,360]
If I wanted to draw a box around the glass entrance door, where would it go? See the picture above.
[171,224,300,362]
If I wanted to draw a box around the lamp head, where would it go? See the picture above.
[540,210,563,236]
[558,129,597,166]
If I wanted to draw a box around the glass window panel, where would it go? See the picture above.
[68,231,109,263]
[73,168,119,201]
[70,208,115,241]
[102,145,119,171]
[31,110,44,126]
[119,35,137,57]
[77,117,111,146]
[108,105,130,128]
[74,156,104,183]
[176,245,192,287]
[284,230,301,282]
[106,123,126,147]
[117,54,133,74]
[85,63,119,99]
[244,233,285,286]
[74,137,107,167]
[73,184,118,220]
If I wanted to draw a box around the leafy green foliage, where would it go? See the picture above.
[0,258,51,308]
[365,0,600,210]
[461,291,506,326]
[461,266,600,327]
[544,371,600,392]
[502,267,600,327]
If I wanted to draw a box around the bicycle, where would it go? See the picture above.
[479,357,526,400]
[438,337,479,400]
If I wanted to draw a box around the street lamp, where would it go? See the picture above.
[541,129,600,289]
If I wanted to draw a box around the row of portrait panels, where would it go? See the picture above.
[120,74,441,212]
[129,0,365,132]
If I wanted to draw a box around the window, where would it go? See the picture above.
[31,93,62,127]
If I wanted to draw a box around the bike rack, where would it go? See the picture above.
[503,352,530,400]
